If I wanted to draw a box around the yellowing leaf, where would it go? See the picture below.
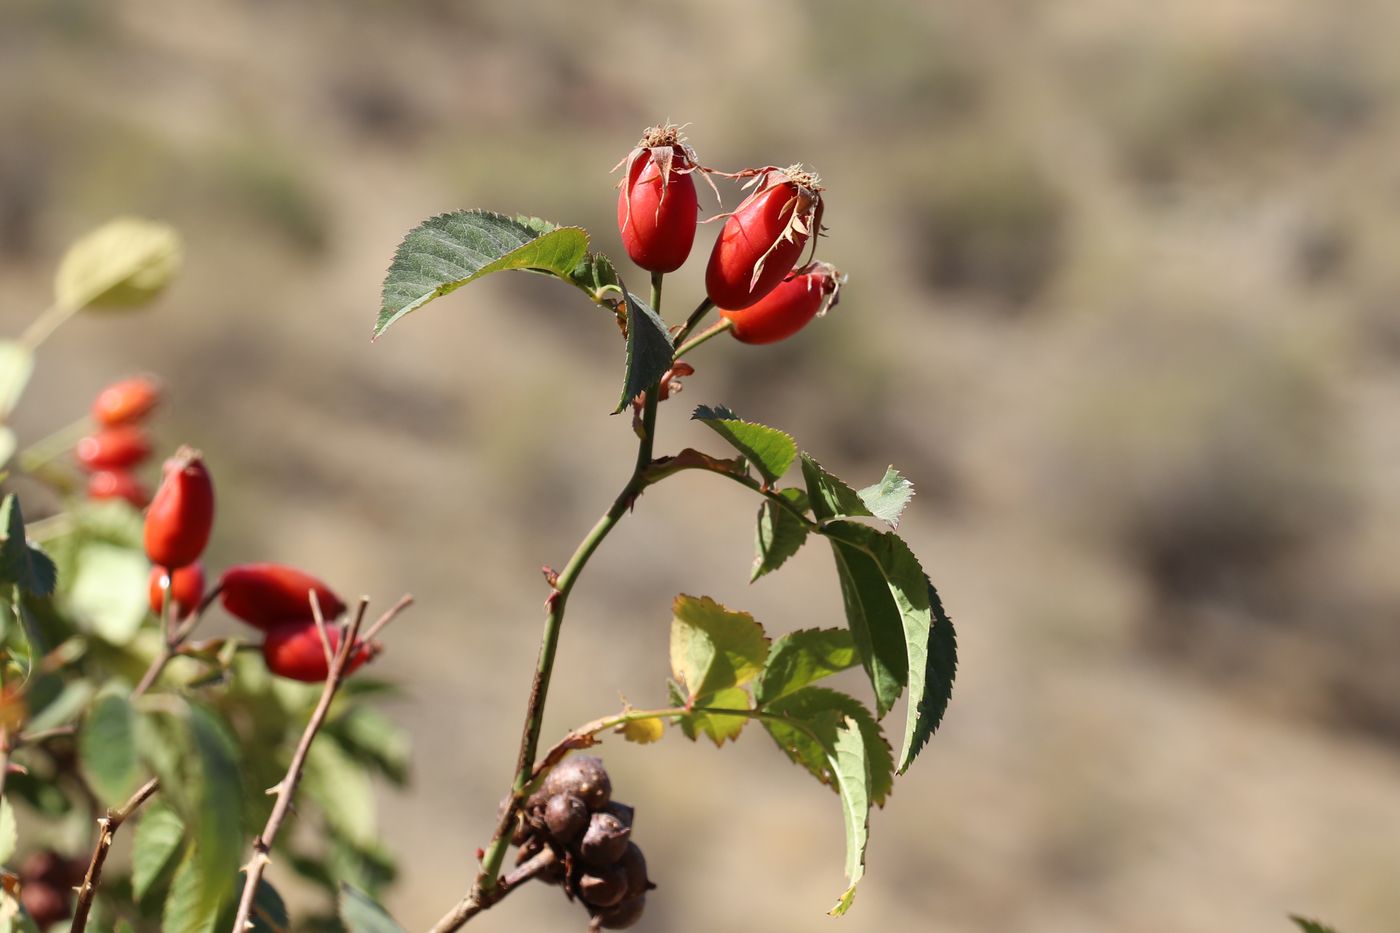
[669,594,770,703]
[54,217,182,311]
[619,716,665,744]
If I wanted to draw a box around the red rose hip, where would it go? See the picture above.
[92,375,162,426]
[705,164,824,310]
[219,563,347,630]
[615,124,704,273]
[144,446,215,569]
[87,469,150,508]
[262,619,379,682]
[75,425,152,471]
[719,261,844,345]
[149,562,206,618]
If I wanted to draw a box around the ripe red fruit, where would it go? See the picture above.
[19,850,83,928]
[705,165,824,310]
[87,469,151,508]
[718,261,844,345]
[92,375,162,426]
[219,563,347,630]
[149,562,206,618]
[615,124,705,273]
[144,447,215,569]
[74,425,152,471]
[262,619,379,682]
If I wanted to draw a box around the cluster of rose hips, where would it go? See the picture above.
[142,446,378,681]
[616,124,843,344]
[513,756,653,930]
[75,375,162,508]
[16,849,85,928]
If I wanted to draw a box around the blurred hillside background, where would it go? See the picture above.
[5,0,1400,930]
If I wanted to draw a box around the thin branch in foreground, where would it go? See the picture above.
[69,777,161,933]
[229,594,411,932]
[427,848,558,933]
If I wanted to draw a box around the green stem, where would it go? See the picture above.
[673,297,715,346]
[469,273,667,904]
[673,317,733,361]
[18,301,76,353]
[17,415,90,473]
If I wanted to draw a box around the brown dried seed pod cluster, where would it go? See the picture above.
[514,755,655,929]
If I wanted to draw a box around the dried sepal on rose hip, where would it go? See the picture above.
[705,164,825,310]
[91,375,162,426]
[614,123,717,273]
[149,561,205,619]
[718,260,845,345]
[219,563,348,630]
[144,446,215,569]
[261,618,380,682]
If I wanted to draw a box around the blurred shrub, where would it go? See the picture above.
[214,144,331,256]
[1044,308,1353,618]
[1085,40,1373,187]
[903,144,1067,310]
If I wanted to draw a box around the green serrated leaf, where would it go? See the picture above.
[246,879,291,932]
[856,467,915,528]
[80,692,141,804]
[677,684,751,746]
[752,488,811,582]
[762,686,893,807]
[163,845,221,933]
[375,210,589,337]
[188,704,243,919]
[132,803,185,901]
[25,678,94,732]
[801,454,875,523]
[614,287,674,414]
[304,738,377,845]
[566,251,623,304]
[828,716,870,916]
[0,495,56,596]
[824,528,909,718]
[0,798,16,864]
[903,575,958,772]
[325,706,411,786]
[67,541,147,644]
[756,629,859,705]
[54,217,182,311]
[692,406,799,485]
[0,341,31,418]
[1290,917,1340,933]
[339,884,405,933]
[670,594,770,704]
[821,521,956,773]
[6,769,72,816]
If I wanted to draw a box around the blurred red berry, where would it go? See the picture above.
[262,619,379,682]
[86,469,150,508]
[219,563,347,630]
[144,446,214,569]
[91,375,162,426]
[149,561,206,619]
[705,165,824,310]
[615,124,704,273]
[74,425,152,471]
[19,850,83,928]
[719,261,844,345]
